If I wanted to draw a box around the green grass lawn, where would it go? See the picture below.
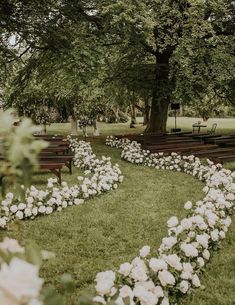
[46,116,235,136]
[1,120,235,305]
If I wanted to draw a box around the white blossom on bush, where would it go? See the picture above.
[0,138,123,228]
[92,136,235,305]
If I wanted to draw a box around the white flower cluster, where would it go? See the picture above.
[0,237,44,305]
[0,139,123,229]
[93,136,235,305]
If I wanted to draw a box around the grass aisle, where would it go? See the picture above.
[0,143,234,305]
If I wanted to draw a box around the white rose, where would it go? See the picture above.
[133,285,158,305]
[130,266,148,282]
[192,274,200,287]
[167,216,179,228]
[202,249,210,260]
[179,280,189,293]
[27,197,34,205]
[24,208,32,217]
[0,218,7,228]
[180,243,198,257]
[119,285,133,299]
[161,297,170,305]
[164,254,182,271]
[181,218,192,230]
[139,245,150,258]
[162,236,177,249]
[0,258,43,304]
[219,231,226,239]
[153,285,164,298]
[10,205,18,213]
[184,201,192,210]
[93,296,106,304]
[196,233,209,249]
[149,258,167,272]
[118,263,132,276]
[18,203,26,210]
[46,207,53,214]
[0,237,24,253]
[38,206,46,214]
[15,211,24,220]
[158,270,175,286]
[74,199,84,205]
[197,257,205,267]
[211,229,219,241]
[32,207,38,216]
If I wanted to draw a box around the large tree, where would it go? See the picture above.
[97,0,234,133]
[1,0,234,135]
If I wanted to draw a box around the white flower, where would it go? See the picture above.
[139,245,150,258]
[10,205,18,213]
[0,218,7,228]
[197,257,205,267]
[93,296,106,304]
[167,216,179,228]
[119,285,134,299]
[179,280,189,293]
[46,207,53,214]
[130,265,148,282]
[32,207,38,216]
[164,254,182,271]
[27,197,34,205]
[18,203,26,210]
[0,238,24,253]
[211,229,219,241]
[0,257,43,304]
[158,270,175,286]
[184,201,192,210]
[196,233,209,249]
[118,263,132,276]
[74,198,84,205]
[161,297,169,305]
[153,285,164,298]
[162,236,177,249]
[192,274,200,287]
[181,218,192,230]
[149,258,167,272]
[15,211,24,220]
[24,208,32,217]
[95,271,115,296]
[202,249,210,260]
[180,243,198,257]
[38,206,46,214]
[133,285,158,305]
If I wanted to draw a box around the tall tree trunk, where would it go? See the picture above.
[71,117,78,135]
[143,97,150,125]
[130,103,137,127]
[145,52,172,134]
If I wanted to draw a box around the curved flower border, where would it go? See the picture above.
[0,138,123,228]
[92,136,235,305]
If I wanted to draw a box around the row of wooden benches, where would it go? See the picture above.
[116,133,235,164]
[0,135,74,184]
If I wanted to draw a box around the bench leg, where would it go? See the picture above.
[50,168,62,185]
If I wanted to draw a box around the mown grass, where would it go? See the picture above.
[47,116,235,136]
[1,120,235,305]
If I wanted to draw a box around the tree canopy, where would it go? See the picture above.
[0,0,234,133]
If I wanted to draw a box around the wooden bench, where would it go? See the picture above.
[39,162,64,184]
[150,144,218,154]
[39,155,73,174]
[42,146,69,155]
[193,147,235,157]
[211,155,235,164]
